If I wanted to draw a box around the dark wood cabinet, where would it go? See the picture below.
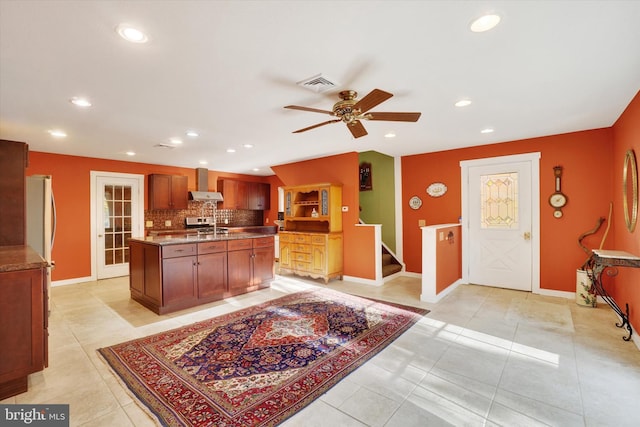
[227,237,274,295]
[218,179,270,210]
[0,140,28,246]
[0,247,47,400]
[148,174,188,210]
[248,182,270,210]
[130,236,272,314]
[197,241,227,301]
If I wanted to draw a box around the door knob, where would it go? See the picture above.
[523,232,531,240]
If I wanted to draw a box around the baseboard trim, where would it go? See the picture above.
[421,279,463,303]
[342,275,384,287]
[52,276,94,287]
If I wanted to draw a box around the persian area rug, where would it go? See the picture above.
[98,288,429,426]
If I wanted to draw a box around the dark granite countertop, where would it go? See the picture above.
[0,245,47,273]
[131,232,275,246]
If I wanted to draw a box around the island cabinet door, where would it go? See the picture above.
[227,239,253,293]
[253,239,275,286]
[162,256,197,308]
[197,252,227,300]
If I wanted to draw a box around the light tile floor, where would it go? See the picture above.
[2,274,640,426]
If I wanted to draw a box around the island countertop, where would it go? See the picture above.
[130,232,274,246]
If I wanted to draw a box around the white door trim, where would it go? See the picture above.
[460,153,541,294]
[90,171,145,281]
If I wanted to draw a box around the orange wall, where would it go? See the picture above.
[271,152,376,279]
[402,128,614,293]
[611,90,640,332]
[436,226,461,294]
[26,152,270,281]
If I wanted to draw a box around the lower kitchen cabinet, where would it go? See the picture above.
[0,246,48,400]
[227,237,274,296]
[129,236,273,314]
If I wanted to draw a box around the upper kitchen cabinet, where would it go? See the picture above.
[248,182,270,210]
[218,179,270,210]
[148,174,188,210]
[0,140,28,246]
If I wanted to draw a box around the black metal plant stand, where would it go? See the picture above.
[586,249,639,341]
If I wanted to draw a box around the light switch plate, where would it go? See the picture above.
[145,221,153,228]
[418,219,426,227]
[342,206,348,212]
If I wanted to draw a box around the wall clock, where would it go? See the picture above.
[427,182,447,197]
[549,166,567,218]
[409,196,422,210]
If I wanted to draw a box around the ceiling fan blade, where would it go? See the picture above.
[353,89,393,114]
[367,112,422,122]
[347,120,368,139]
[292,119,341,133]
[284,105,334,115]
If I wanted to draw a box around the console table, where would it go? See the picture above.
[586,249,639,341]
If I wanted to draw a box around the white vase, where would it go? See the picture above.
[576,269,597,307]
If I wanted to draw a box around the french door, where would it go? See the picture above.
[91,172,144,279]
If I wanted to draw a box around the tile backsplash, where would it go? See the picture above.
[145,201,263,231]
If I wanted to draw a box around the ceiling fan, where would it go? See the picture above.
[284,89,421,138]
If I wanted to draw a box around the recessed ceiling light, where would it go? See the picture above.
[455,99,472,107]
[199,160,208,165]
[480,128,494,134]
[470,14,501,33]
[243,144,254,149]
[384,132,396,138]
[125,151,136,156]
[116,24,149,43]
[226,148,236,153]
[48,129,67,138]
[70,97,92,107]
[252,168,260,172]
[186,131,199,137]
[169,138,183,145]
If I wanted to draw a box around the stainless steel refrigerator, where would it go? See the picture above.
[26,175,56,307]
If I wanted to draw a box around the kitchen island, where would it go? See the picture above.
[129,233,275,314]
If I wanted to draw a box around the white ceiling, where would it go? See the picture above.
[1,1,639,176]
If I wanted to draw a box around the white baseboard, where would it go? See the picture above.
[420,278,463,303]
[52,276,94,287]
[342,275,384,287]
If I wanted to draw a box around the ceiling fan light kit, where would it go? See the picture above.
[284,88,421,138]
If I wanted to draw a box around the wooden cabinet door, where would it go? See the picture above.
[312,244,326,273]
[197,252,227,299]
[279,241,291,268]
[248,182,270,210]
[149,174,188,210]
[0,268,44,385]
[0,140,28,246]
[227,249,253,292]
[170,175,188,209]
[162,256,197,307]
[253,244,275,286]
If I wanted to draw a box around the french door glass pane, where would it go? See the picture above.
[103,184,133,266]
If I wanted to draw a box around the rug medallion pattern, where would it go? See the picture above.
[99,288,428,426]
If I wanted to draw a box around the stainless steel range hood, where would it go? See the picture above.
[190,168,224,202]
[189,191,223,202]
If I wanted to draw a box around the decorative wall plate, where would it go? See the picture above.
[427,182,447,197]
[409,196,422,210]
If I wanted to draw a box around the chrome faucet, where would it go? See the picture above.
[200,200,218,236]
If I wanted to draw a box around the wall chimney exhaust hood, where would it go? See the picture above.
[189,191,223,202]
[190,168,223,202]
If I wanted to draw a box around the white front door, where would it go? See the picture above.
[461,153,540,292]
[92,172,144,279]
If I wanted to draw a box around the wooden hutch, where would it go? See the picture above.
[279,183,343,283]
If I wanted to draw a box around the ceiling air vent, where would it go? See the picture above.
[153,143,176,149]
[296,73,339,93]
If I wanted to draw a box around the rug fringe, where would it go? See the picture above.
[96,349,164,427]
